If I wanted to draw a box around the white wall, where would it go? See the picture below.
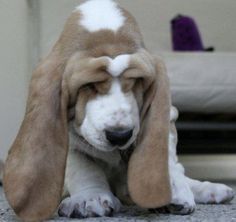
[39,0,236,57]
[0,0,30,160]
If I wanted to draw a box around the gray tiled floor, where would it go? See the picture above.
[1,183,236,222]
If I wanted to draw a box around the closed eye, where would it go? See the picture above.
[121,78,136,92]
[94,81,112,94]
[80,80,112,95]
[80,83,96,92]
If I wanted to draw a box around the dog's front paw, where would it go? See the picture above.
[58,189,121,218]
[154,182,196,215]
[165,202,195,215]
[167,175,196,215]
[194,182,235,204]
[155,201,195,215]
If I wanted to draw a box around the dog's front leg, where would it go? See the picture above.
[58,149,121,218]
[167,116,196,215]
[157,107,196,215]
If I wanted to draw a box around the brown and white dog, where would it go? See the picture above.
[3,0,234,221]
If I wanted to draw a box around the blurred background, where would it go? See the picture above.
[1,0,236,181]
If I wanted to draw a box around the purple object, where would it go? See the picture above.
[171,14,214,52]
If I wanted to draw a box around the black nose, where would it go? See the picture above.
[105,128,133,146]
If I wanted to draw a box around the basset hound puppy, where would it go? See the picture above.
[3,0,234,221]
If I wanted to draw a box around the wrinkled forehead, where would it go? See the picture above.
[64,50,156,103]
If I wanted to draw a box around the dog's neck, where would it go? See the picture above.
[69,122,128,167]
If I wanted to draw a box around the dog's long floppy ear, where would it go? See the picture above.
[127,51,171,208]
[3,51,69,222]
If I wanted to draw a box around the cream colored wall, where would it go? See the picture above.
[0,0,30,160]
[39,0,236,57]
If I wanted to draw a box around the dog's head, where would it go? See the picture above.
[68,54,141,152]
[3,1,171,221]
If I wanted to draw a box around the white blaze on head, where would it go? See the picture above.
[76,0,125,32]
[107,54,130,77]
